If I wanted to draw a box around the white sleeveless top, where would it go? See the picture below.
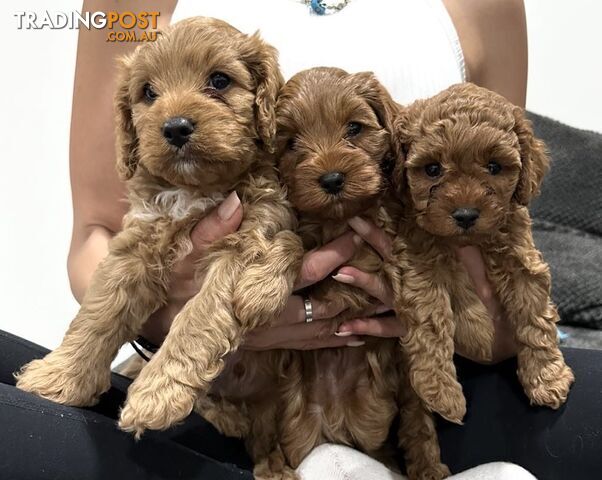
[171,0,465,105]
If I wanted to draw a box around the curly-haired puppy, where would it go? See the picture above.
[16,17,303,436]
[389,83,574,423]
[266,67,448,479]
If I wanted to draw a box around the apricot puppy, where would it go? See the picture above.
[270,67,448,480]
[389,83,574,423]
[16,17,302,436]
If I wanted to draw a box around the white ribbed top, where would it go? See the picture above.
[171,0,466,105]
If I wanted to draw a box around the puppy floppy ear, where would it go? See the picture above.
[114,54,139,181]
[352,72,398,136]
[512,107,549,205]
[352,71,402,182]
[390,107,413,198]
[240,32,284,153]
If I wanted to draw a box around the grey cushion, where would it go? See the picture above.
[528,113,602,329]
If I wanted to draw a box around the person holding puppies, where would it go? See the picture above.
[1,1,600,480]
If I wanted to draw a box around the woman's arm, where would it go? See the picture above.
[67,0,176,302]
[443,0,528,107]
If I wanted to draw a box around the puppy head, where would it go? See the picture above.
[394,83,548,240]
[114,17,283,189]
[276,68,398,220]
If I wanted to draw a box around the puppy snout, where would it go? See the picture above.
[162,117,194,148]
[451,207,480,229]
[319,171,345,195]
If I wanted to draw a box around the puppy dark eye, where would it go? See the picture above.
[209,72,231,90]
[424,162,442,177]
[488,161,502,175]
[143,83,158,102]
[346,122,362,137]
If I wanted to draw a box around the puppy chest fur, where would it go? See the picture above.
[127,187,225,223]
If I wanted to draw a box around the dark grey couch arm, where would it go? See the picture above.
[528,113,602,329]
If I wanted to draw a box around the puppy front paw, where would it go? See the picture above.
[233,273,290,327]
[520,360,574,409]
[407,463,451,480]
[412,372,466,424]
[254,467,299,480]
[254,452,300,480]
[119,374,196,438]
[16,354,109,406]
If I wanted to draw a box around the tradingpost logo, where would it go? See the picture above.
[14,10,161,42]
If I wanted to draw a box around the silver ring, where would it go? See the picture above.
[303,296,314,323]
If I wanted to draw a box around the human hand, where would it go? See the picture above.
[140,191,244,345]
[331,216,406,339]
[141,193,368,350]
[453,245,518,363]
[241,231,370,350]
[337,217,517,363]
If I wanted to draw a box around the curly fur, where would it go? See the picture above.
[389,83,574,424]
[15,17,303,437]
[194,68,448,480]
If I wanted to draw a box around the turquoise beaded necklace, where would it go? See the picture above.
[299,0,353,16]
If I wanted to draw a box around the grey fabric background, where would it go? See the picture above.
[528,113,602,348]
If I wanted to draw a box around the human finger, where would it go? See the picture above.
[335,316,406,338]
[347,216,393,260]
[189,191,243,254]
[274,295,347,326]
[294,232,362,290]
[332,266,394,307]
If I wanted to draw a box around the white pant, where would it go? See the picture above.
[297,444,537,480]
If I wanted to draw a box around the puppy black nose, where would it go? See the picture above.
[162,117,194,148]
[319,172,346,194]
[452,208,480,229]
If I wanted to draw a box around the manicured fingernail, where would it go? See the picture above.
[217,191,241,221]
[347,340,365,347]
[335,321,353,336]
[335,330,354,337]
[332,273,354,284]
[376,305,391,314]
[352,234,363,247]
[348,217,370,237]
